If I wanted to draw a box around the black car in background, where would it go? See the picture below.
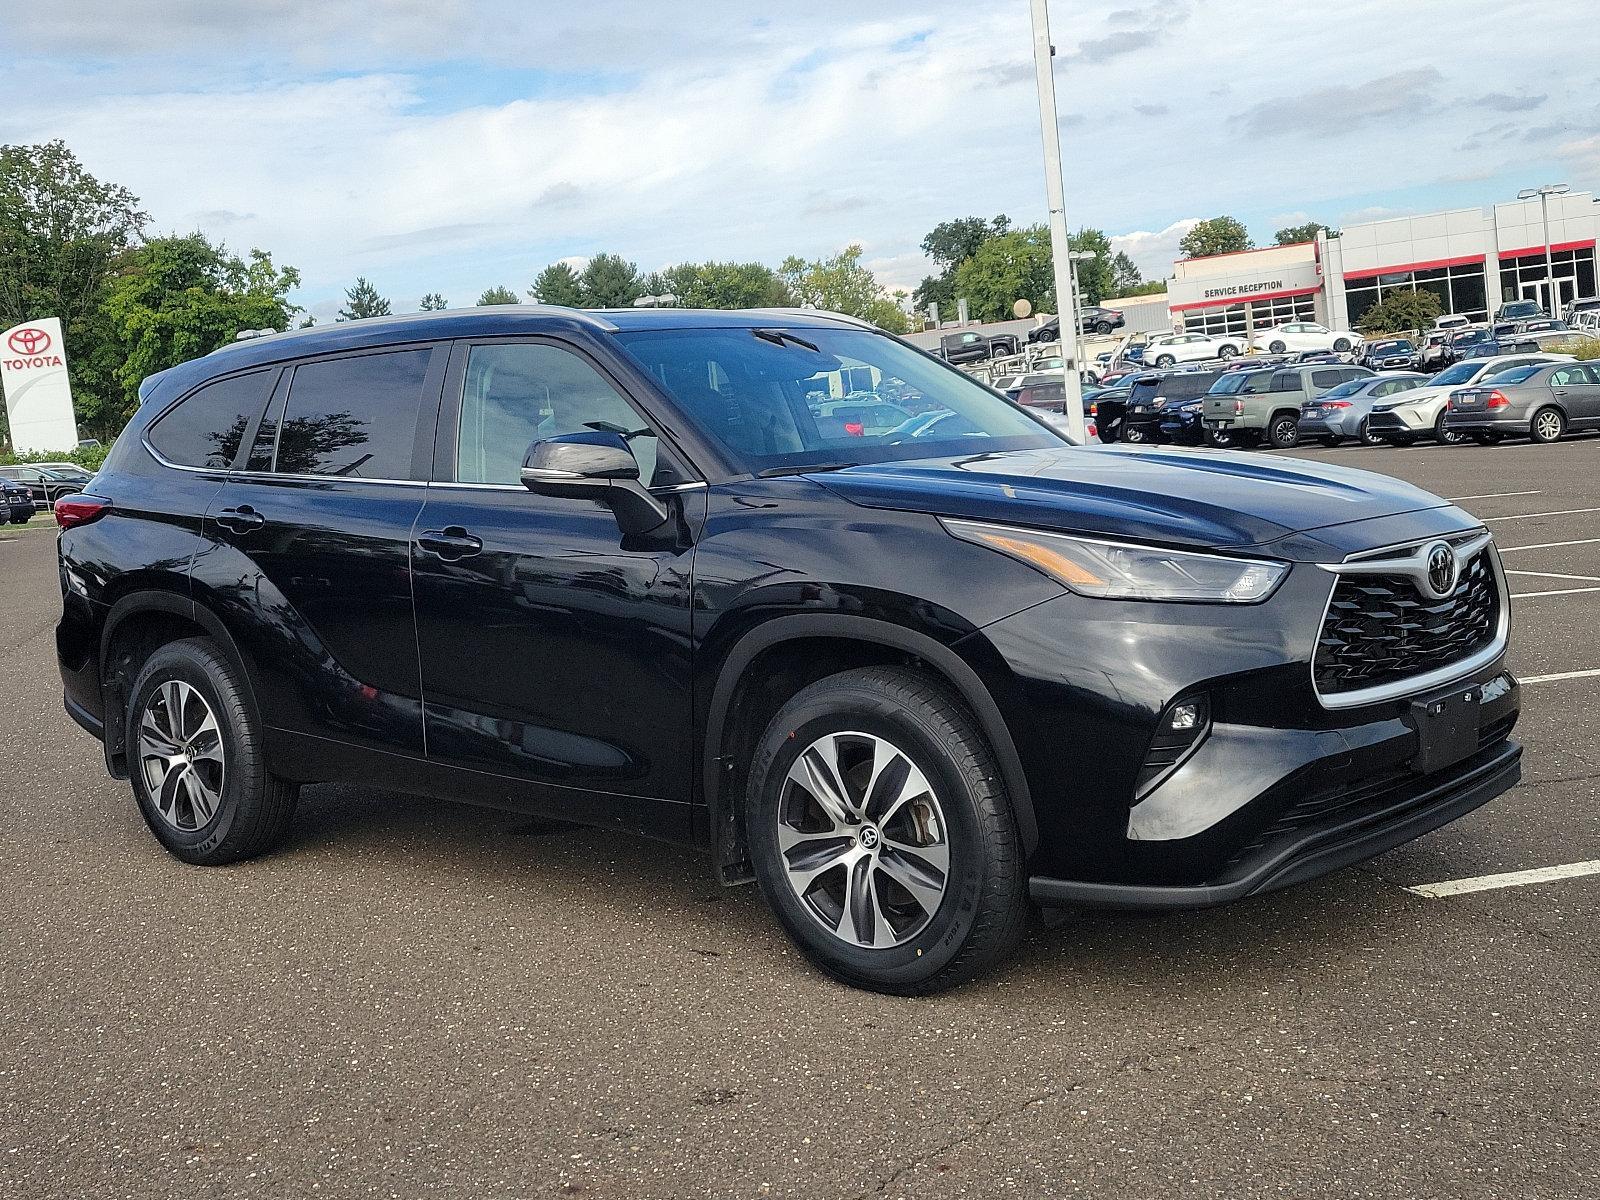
[0,465,84,510]
[57,307,1521,994]
[1028,306,1127,344]
[1446,327,1491,364]
[1494,299,1546,322]
[3,478,34,523]
[1119,369,1226,444]
[1360,339,1417,371]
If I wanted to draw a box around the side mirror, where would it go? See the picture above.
[520,431,670,537]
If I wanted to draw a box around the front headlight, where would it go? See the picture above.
[943,519,1288,603]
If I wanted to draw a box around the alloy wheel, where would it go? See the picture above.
[776,731,950,950]
[1534,410,1563,442]
[138,680,226,831]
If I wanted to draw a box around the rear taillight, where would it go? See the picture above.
[843,421,864,436]
[1233,399,1244,415]
[54,495,110,529]
[1486,391,1510,410]
[1087,422,1098,438]
[1322,400,1352,409]
[1089,402,1098,417]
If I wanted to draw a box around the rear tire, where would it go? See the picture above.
[1204,427,1236,448]
[1095,321,1113,335]
[1269,340,1287,354]
[1530,407,1565,443]
[1154,354,1176,368]
[126,638,298,866]
[746,667,1028,995]
[1333,337,1352,352]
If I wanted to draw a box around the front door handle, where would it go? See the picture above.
[215,505,265,533]
[418,526,483,561]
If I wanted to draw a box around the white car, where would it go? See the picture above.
[1366,352,1573,445]
[1433,314,1474,333]
[1256,321,1357,354]
[1142,332,1242,367]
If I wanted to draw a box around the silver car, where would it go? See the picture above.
[1444,362,1600,444]
[1296,373,1429,446]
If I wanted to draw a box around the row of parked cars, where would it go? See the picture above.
[0,462,93,522]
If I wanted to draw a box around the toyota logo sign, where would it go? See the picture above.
[1424,542,1458,599]
[6,327,51,356]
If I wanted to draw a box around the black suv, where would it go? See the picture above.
[57,308,1522,994]
[1117,369,1226,445]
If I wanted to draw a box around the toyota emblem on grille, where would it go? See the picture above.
[1424,542,1458,599]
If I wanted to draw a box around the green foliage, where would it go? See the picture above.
[1569,337,1600,361]
[1109,250,1143,296]
[1121,279,1169,297]
[579,253,643,307]
[950,225,1055,322]
[1274,221,1338,245]
[913,215,1010,315]
[0,443,109,471]
[1179,216,1252,259]
[529,261,584,306]
[1357,289,1444,334]
[777,245,909,333]
[643,260,792,309]
[98,234,301,427]
[419,292,448,311]
[476,285,520,305]
[1066,228,1115,305]
[338,276,391,321]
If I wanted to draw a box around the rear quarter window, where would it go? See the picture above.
[272,349,435,478]
[147,369,275,470]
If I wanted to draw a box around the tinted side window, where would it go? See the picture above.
[457,342,664,486]
[275,349,433,478]
[1310,369,1344,390]
[1166,375,1213,400]
[1269,371,1299,392]
[148,370,274,470]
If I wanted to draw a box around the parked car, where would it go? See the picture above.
[1296,373,1429,446]
[1494,299,1546,322]
[3,478,34,523]
[1562,296,1600,324]
[1256,321,1357,355]
[1444,362,1600,444]
[1360,338,1418,371]
[1433,314,1474,333]
[55,306,1523,993]
[1142,333,1242,368]
[1417,331,1452,371]
[1203,364,1374,449]
[1445,328,1492,364]
[1027,307,1126,343]
[811,399,913,438]
[1366,353,1571,446]
[1078,379,1136,442]
[31,461,97,485]
[1572,310,1600,336]
[0,465,85,510]
[939,329,1021,364]
[1120,369,1228,444]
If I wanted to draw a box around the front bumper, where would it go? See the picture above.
[1368,407,1430,434]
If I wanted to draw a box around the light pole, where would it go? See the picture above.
[1029,0,1086,442]
[1517,183,1570,316]
[1069,249,1098,380]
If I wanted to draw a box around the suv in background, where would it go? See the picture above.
[1494,300,1546,323]
[55,307,1522,995]
[1143,333,1241,367]
[1119,369,1226,444]
[939,329,1020,364]
[1203,363,1373,449]
[1359,338,1418,371]
[0,465,85,510]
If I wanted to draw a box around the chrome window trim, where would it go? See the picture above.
[1311,528,1509,710]
[141,439,431,488]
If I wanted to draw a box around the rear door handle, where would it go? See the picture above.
[418,526,483,561]
[215,505,265,533]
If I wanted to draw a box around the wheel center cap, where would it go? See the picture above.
[858,825,880,850]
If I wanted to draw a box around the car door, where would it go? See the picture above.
[197,343,446,761]
[1550,365,1600,427]
[409,337,704,837]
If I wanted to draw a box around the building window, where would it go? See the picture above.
[1180,293,1317,336]
[1343,259,1488,325]
[1498,245,1596,312]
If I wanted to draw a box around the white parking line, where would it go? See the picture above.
[1446,489,1543,502]
[1510,586,1600,598]
[1499,537,1600,553]
[1504,569,1600,581]
[1404,860,1600,899]
[1483,507,1600,522]
[1521,668,1600,684]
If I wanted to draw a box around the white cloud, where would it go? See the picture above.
[1110,220,1200,279]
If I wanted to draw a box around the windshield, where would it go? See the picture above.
[1430,361,1483,386]
[1485,365,1542,384]
[1372,340,1412,353]
[614,326,1064,472]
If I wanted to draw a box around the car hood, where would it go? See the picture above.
[811,446,1458,551]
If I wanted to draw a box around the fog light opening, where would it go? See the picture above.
[1135,694,1212,799]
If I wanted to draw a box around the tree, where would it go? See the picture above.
[338,277,390,321]
[1109,251,1143,296]
[778,245,909,333]
[529,261,583,306]
[100,234,300,429]
[1274,221,1338,246]
[0,139,150,447]
[579,253,642,307]
[644,260,792,309]
[913,214,1010,316]
[1179,216,1252,259]
[1066,227,1115,306]
[949,225,1055,322]
[1358,289,1443,334]
[1123,279,1168,296]
[419,292,447,310]
[477,285,519,305]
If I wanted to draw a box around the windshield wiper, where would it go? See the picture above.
[757,461,858,477]
[752,328,820,353]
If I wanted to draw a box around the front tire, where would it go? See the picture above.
[126,638,298,865]
[1358,418,1384,446]
[1333,337,1352,352]
[1120,422,1148,444]
[1531,407,1565,443]
[1154,354,1176,368]
[1434,411,1465,445]
[1269,340,1287,353]
[1217,344,1239,359]
[746,667,1027,995]
[1095,320,1113,334]
[1268,413,1300,449]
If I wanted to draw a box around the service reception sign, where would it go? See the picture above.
[1,316,81,453]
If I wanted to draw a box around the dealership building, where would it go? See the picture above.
[1166,189,1600,336]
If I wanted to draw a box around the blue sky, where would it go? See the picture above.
[3,1,1595,322]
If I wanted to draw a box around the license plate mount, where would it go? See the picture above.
[1409,686,1482,774]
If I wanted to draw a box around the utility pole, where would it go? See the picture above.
[1030,0,1087,442]
[1517,183,1570,315]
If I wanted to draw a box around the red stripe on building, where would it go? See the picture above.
[1169,284,1321,313]
[1341,254,1485,281]
[1496,238,1596,261]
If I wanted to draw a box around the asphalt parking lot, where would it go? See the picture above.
[2,440,1598,1200]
